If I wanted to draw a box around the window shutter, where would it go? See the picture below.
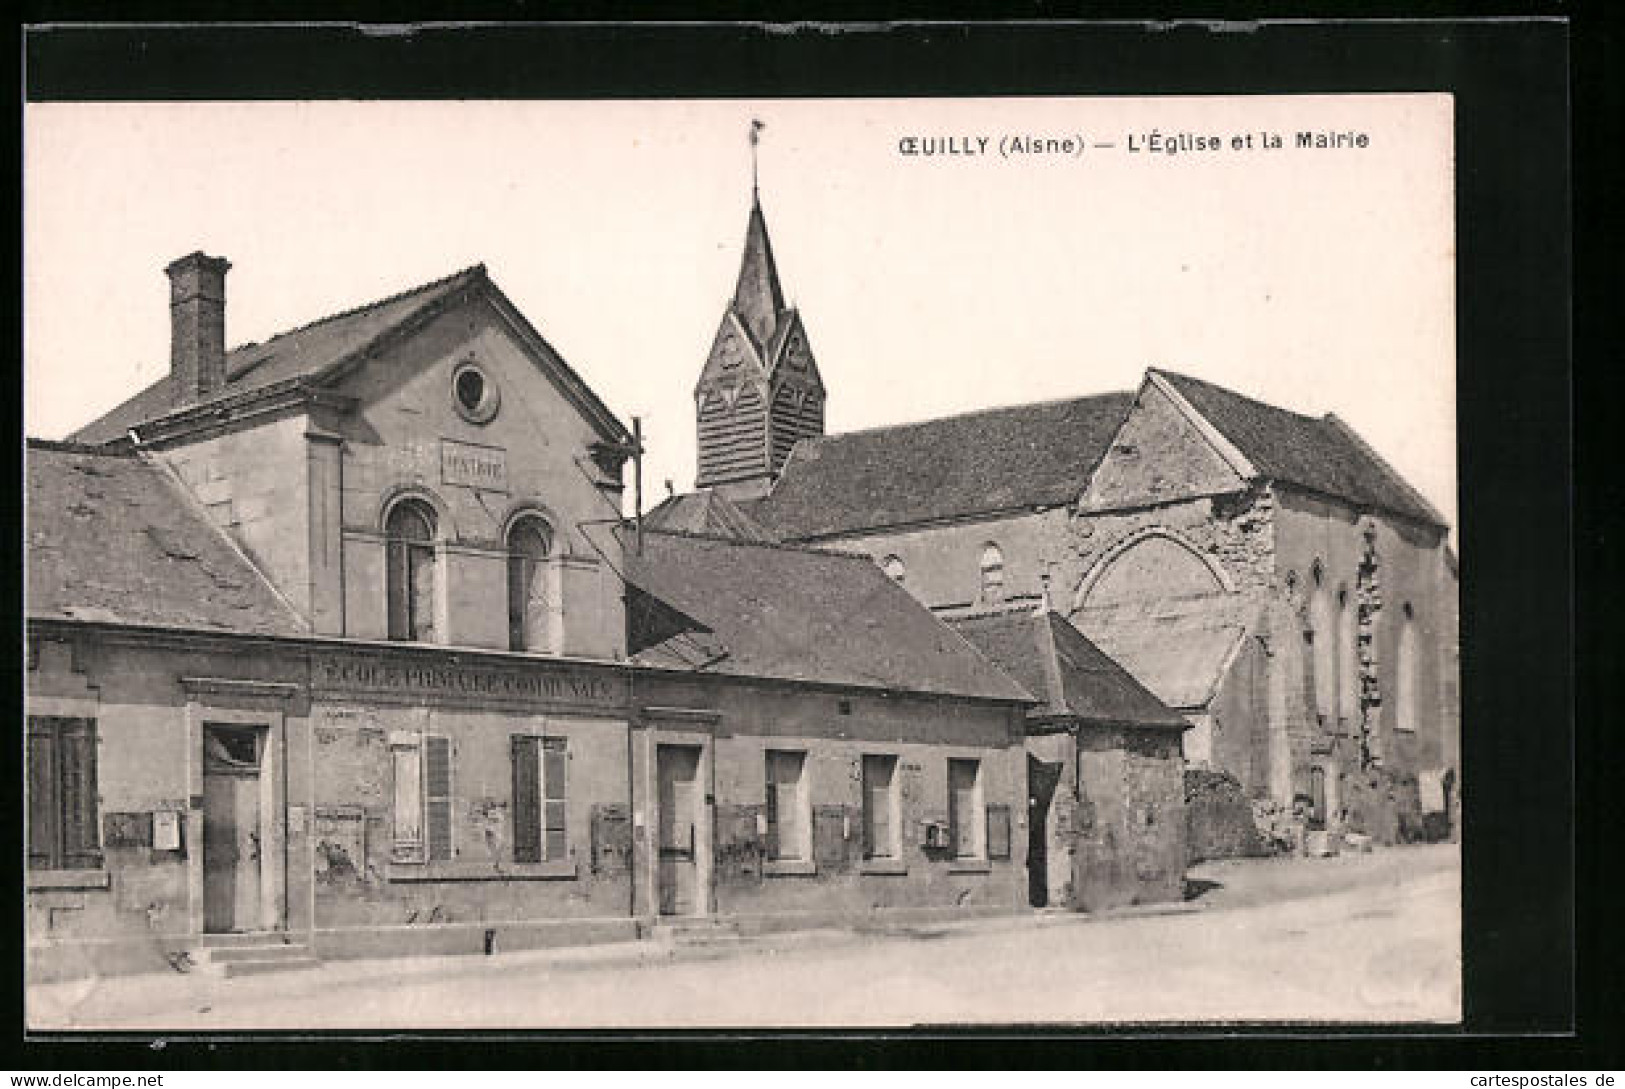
[986,804,1012,861]
[763,755,781,860]
[27,721,59,869]
[511,734,541,862]
[542,737,568,861]
[410,546,437,643]
[424,735,453,861]
[60,720,100,867]
[386,540,409,640]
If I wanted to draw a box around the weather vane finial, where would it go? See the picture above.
[749,118,765,198]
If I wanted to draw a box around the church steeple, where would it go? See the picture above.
[730,197,787,355]
[693,149,826,500]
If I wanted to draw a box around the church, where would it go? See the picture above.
[652,185,1462,871]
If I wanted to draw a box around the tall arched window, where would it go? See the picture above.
[979,543,1005,603]
[1337,588,1359,726]
[507,516,554,652]
[1396,603,1419,732]
[385,499,438,643]
[1308,562,1336,722]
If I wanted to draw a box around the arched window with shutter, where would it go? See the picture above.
[507,515,554,652]
[385,499,438,642]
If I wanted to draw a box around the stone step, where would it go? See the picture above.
[199,932,298,949]
[221,955,323,979]
[206,943,314,964]
[648,918,744,944]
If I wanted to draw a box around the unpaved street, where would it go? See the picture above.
[30,844,1459,1030]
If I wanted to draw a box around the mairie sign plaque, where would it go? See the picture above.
[441,439,508,492]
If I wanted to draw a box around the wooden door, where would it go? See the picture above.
[203,727,263,933]
[656,745,701,916]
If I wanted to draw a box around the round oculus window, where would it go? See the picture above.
[451,361,500,424]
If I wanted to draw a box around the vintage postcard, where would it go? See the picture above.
[24,93,1459,1031]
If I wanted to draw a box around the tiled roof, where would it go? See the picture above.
[753,392,1136,540]
[1154,370,1445,527]
[71,266,485,445]
[624,529,1031,702]
[26,440,305,636]
[951,609,1189,729]
[643,489,781,543]
[1072,592,1261,711]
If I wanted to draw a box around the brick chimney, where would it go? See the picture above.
[165,252,231,402]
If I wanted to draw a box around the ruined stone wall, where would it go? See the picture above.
[1071,727,1186,912]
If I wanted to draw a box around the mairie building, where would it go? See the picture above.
[26,223,1192,983]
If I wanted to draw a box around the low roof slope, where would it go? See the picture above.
[26,441,305,636]
[1155,370,1444,527]
[951,609,1188,728]
[753,392,1135,540]
[1073,592,1260,711]
[643,489,780,543]
[624,529,1030,703]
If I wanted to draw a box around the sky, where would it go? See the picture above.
[24,96,1455,531]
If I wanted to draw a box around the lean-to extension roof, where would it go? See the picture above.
[624,529,1030,703]
[643,489,781,543]
[26,440,305,636]
[1072,592,1260,712]
[950,609,1188,729]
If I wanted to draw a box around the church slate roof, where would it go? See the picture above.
[751,392,1137,540]
[643,489,780,543]
[1154,369,1446,528]
[26,440,305,636]
[623,529,1031,703]
[950,609,1189,729]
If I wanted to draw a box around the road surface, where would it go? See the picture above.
[29,843,1460,1030]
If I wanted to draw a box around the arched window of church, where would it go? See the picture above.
[507,516,554,653]
[1396,603,1420,733]
[1337,588,1359,726]
[979,544,1005,603]
[385,499,438,643]
[881,555,906,585]
[1308,562,1336,722]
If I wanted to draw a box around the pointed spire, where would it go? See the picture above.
[730,189,786,353]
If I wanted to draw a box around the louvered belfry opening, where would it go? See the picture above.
[695,193,825,497]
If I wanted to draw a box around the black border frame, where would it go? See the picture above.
[12,12,1597,1070]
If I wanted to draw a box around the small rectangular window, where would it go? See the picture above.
[861,754,900,860]
[513,734,568,862]
[27,717,101,871]
[764,750,809,861]
[948,758,985,860]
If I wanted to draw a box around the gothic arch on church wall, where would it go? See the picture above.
[1070,527,1234,614]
